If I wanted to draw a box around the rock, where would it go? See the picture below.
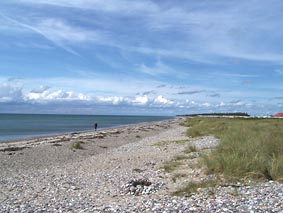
[122,178,164,196]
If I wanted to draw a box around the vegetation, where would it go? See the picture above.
[178,112,250,117]
[173,180,219,196]
[184,117,283,181]
[183,145,198,154]
[172,173,188,183]
[174,155,191,161]
[153,139,190,147]
[71,141,83,150]
[162,160,183,173]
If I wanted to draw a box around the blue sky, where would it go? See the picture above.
[0,0,283,116]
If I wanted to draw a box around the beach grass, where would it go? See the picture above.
[184,117,283,181]
[174,154,191,161]
[173,180,219,196]
[172,173,188,182]
[183,145,198,154]
[162,160,183,173]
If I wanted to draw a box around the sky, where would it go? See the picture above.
[0,0,283,116]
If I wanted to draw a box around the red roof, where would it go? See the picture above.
[273,112,283,117]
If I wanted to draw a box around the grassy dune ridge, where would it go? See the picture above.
[184,117,283,181]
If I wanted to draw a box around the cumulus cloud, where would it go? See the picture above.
[202,103,211,107]
[0,80,92,103]
[26,89,90,102]
[0,80,23,102]
[95,94,174,108]
[132,95,149,106]
[96,96,126,105]
[30,85,50,93]
[154,95,173,105]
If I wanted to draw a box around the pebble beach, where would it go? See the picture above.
[1,117,283,212]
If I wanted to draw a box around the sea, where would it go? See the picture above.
[0,113,173,142]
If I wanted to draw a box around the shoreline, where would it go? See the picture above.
[0,114,174,144]
[0,117,183,173]
[0,117,176,147]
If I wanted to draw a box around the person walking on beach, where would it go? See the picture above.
[94,123,98,131]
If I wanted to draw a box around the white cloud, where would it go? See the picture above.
[202,102,211,107]
[229,99,245,106]
[137,60,172,76]
[0,79,277,115]
[0,80,23,102]
[0,14,108,55]
[26,89,90,102]
[132,95,149,106]
[6,0,283,63]
[154,95,173,105]
[31,85,50,93]
[95,94,175,108]
[19,0,159,14]
[96,96,126,105]
[37,19,93,43]
[212,72,258,78]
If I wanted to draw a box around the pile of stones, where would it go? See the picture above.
[122,178,164,196]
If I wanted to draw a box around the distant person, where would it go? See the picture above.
[94,123,98,131]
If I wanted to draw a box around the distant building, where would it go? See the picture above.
[273,112,283,117]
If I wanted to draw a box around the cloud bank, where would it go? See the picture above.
[0,79,281,116]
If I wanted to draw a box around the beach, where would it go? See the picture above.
[1,117,283,212]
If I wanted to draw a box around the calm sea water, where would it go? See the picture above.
[0,113,173,142]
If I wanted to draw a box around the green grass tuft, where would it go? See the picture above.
[174,155,190,161]
[174,139,190,144]
[183,145,198,154]
[71,141,83,150]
